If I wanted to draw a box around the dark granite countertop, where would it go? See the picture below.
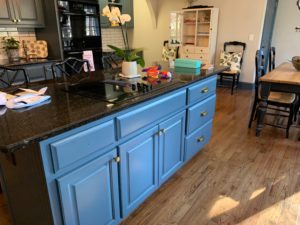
[0,64,227,153]
[0,58,61,67]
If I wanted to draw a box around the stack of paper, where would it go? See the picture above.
[4,87,51,109]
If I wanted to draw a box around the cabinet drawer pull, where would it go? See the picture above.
[113,156,120,163]
[201,87,209,93]
[200,111,208,117]
[197,136,205,143]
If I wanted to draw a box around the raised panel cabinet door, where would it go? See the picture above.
[57,149,120,225]
[0,0,15,24]
[119,126,159,217]
[158,112,185,185]
[12,0,44,27]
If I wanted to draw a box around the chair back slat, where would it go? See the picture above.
[52,57,90,83]
[0,66,29,89]
[255,49,266,99]
[269,46,276,72]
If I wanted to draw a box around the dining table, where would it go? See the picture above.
[256,62,300,136]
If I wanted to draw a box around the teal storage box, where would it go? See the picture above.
[174,67,201,76]
[174,58,202,68]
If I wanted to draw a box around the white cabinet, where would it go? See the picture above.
[170,8,219,64]
[169,11,183,46]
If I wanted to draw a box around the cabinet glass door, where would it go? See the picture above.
[196,9,211,47]
[169,11,183,46]
[182,11,197,46]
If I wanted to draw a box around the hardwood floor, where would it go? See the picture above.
[1,88,300,225]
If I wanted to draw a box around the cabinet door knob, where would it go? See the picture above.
[200,111,208,117]
[201,87,209,93]
[157,129,165,136]
[12,19,17,23]
[17,19,21,23]
[197,136,205,143]
[113,156,120,163]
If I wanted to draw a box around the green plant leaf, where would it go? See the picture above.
[107,45,125,58]
[2,37,20,50]
[107,45,145,67]
[136,57,145,67]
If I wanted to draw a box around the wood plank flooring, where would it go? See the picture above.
[1,88,300,225]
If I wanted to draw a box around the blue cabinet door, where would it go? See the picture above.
[119,126,159,217]
[57,149,120,225]
[158,112,185,185]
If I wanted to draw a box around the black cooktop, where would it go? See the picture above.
[63,76,183,103]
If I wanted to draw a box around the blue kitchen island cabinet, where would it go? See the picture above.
[119,111,186,217]
[57,149,120,225]
[0,66,225,225]
[40,76,216,225]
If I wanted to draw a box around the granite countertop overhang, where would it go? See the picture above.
[0,65,227,153]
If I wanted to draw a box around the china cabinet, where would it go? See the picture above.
[170,8,219,64]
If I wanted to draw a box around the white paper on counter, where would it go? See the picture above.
[6,94,51,109]
[0,92,6,105]
[0,106,7,116]
[17,87,48,96]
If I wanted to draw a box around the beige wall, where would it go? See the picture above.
[130,0,186,65]
[192,0,267,83]
[131,0,267,83]
[272,0,300,65]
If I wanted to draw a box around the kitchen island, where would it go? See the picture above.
[0,64,226,225]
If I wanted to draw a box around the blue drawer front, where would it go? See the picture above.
[50,120,115,172]
[185,120,213,161]
[117,90,186,138]
[187,94,216,134]
[187,76,217,104]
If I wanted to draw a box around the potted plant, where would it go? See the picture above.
[102,6,145,78]
[2,37,20,62]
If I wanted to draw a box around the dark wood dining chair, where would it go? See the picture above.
[162,40,179,62]
[269,46,300,122]
[218,41,247,95]
[269,46,276,72]
[248,49,297,138]
[52,57,90,83]
[0,66,29,88]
